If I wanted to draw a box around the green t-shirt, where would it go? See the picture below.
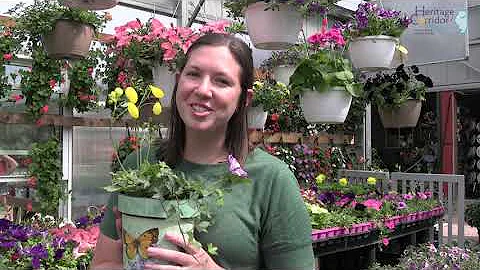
[100,148,314,270]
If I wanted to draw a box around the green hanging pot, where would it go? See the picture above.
[117,194,198,269]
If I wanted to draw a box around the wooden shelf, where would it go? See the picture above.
[0,111,170,127]
[248,130,355,145]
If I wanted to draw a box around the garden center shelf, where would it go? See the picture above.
[248,130,355,145]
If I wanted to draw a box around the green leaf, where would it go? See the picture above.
[207,243,218,256]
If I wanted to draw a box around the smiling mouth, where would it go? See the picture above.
[190,104,213,116]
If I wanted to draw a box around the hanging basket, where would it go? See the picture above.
[43,20,94,59]
[118,194,197,268]
[152,64,176,107]
[272,65,296,85]
[244,2,302,50]
[247,105,268,130]
[300,88,352,124]
[348,35,398,71]
[59,0,119,10]
[378,100,422,128]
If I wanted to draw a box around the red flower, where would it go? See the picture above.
[270,113,279,122]
[3,53,13,61]
[40,105,49,114]
[10,251,21,261]
[10,94,23,103]
[26,202,33,212]
[49,79,57,89]
[87,67,94,75]
[27,176,37,188]
[35,119,44,127]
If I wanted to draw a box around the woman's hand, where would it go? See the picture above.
[144,232,223,270]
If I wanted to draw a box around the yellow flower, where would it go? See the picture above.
[149,85,165,99]
[127,102,139,119]
[339,178,348,186]
[114,87,123,97]
[315,173,326,185]
[125,87,138,104]
[152,102,162,115]
[367,177,377,186]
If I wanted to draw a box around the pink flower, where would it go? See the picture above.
[10,94,23,103]
[35,119,44,127]
[49,79,57,89]
[384,221,395,230]
[87,67,94,75]
[40,105,49,114]
[126,19,142,30]
[382,238,389,246]
[403,194,414,200]
[200,20,230,34]
[3,53,13,61]
[424,191,433,198]
[362,199,383,211]
[150,18,165,35]
[417,192,428,200]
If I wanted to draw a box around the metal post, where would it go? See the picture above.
[60,108,73,221]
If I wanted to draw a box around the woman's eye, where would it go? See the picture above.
[186,71,199,77]
[215,78,230,86]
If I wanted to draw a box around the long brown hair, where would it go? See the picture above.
[160,33,254,167]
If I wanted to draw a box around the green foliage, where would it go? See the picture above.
[251,80,290,112]
[18,50,61,121]
[363,64,433,109]
[465,202,480,229]
[289,50,363,97]
[223,0,337,19]
[260,45,305,71]
[0,24,20,101]
[27,138,65,217]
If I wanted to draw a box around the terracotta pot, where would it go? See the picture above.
[43,20,94,59]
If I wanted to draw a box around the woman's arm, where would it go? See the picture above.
[90,233,123,269]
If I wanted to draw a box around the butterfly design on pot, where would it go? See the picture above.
[123,228,159,259]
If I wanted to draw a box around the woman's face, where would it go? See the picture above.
[176,45,243,134]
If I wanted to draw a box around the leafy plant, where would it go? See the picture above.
[251,80,290,112]
[465,202,480,229]
[343,2,412,40]
[27,138,65,217]
[7,0,109,51]
[0,23,20,101]
[260,45,305,71]
[363,64,434,108]
[289,19,363,97]
[111,135,139,173]
[224,0,337,19]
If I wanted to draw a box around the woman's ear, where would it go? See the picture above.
[246,88,253,107]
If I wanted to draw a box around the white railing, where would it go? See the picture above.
[390,172,465,247]
[337,170,465,247]
[337,169,390,193]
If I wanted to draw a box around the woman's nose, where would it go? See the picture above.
[194,76,213,98]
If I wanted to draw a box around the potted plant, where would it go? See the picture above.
[105,86,251,268]
[248,80,290,130]
[289,18,363,123]
[363,64,434,128]
[102,19,235,108]
[343,2,412,70]
[465,202,480,243]
[224,0,336,50]
[0,23,19,102]
[260,45,305,84]
[59,0,119,10]
[8,0,110,59]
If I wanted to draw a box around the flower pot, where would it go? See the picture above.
[152,64,176,107]
[117,194,197,268]
[272,65,295,85]
[43,20,94,59]
[348,35,398,71]
[378,100,422,128]
[263,132,282,144]
[300,88,352,123]
[244,2,302,50]
[281,132,302,144]
[59,0,119,10]
[247,105,268,130]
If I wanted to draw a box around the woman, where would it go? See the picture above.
[92,33,314,269]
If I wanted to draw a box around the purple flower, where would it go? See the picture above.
[9,227,29,241]
[28,243,48,259]
[54,248,65,260]
[75,216,89,228]
[318,192,335,204]
[403,194,414,200]
[93,214,104,224]
[32,257,41,269]
[0,218,11,230]
[227,154,248,178]
[0,241,16,249]
[397,201,407,210]
[52,236,66,249]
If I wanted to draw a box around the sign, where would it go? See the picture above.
[382,0,468,65]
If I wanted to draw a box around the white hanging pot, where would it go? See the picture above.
[59,0,119,10]
[300,88,352,124]
[272,65,296,85]
[152,64,176,107]
[348,35,398,71]
[378,99,422,128]
[244,2,302,50]
[247,105,268,129]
